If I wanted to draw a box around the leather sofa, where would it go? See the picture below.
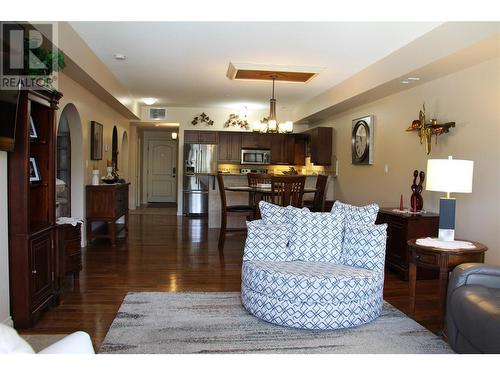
[446,263,500,353]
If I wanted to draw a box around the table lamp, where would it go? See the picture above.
[426,156,474,241]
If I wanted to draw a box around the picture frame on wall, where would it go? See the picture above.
[29,116,38,139]
[90,121,103,160]
[29,157,41,182]
[351,115,374,165]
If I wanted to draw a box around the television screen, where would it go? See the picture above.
[0,88,20,152]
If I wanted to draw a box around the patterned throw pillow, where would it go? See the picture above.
[342,223,388,273]
[287,208,345,262]
[259,201,309,225]
[331,200,379,225]
[243,220,291,261]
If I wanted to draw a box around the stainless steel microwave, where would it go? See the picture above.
[240,149,271,165]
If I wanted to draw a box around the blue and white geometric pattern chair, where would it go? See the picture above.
[241,201,387,330]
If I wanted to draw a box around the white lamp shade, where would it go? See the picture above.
[426,156,474,193]
[268,120,277,131]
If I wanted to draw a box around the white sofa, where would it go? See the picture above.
[0,324,94,354]
[241,201,387,330]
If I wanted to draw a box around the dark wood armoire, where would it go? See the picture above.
[8,87,63,328]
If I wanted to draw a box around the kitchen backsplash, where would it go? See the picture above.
[218,157,337,176]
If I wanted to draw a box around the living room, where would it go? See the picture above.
[1,1,499,372]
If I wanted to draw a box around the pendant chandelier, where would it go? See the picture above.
[253,76,293,134]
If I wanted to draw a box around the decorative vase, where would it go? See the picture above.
[91,170,100,186]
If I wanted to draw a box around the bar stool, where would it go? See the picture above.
[217,173,254,252]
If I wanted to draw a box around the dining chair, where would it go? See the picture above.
[303,174,330,212]
[247,173,272,187]
[270,175,306,207]
[247,173,273,213]
[217,173,255,253]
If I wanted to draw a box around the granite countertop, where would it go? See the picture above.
[214,172,336,177]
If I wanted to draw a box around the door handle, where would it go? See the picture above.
[172,167,176,178]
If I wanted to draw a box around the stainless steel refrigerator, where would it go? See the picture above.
[183,143,217,215]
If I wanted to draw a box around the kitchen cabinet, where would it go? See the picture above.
[241,133,271,149]
[308,127,332,165]
[218,132,242,163]
[184,130,217,144]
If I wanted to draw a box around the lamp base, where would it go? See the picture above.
[438,228,455,241]
[438,197,456,242]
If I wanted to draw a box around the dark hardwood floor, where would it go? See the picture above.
[19,207,442,350]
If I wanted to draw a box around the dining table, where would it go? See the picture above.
[224,185,317,211]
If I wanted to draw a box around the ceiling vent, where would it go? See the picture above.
[227,62,323,83]
[145,107,167,121]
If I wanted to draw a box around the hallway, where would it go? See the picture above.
[18,208,441,349]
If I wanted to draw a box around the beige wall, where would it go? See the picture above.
[313,57,500,264]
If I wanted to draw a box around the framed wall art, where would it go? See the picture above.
[29,116,38,139]
[351,115,374,165]
[29,157,41,182]
[90,121,103,160]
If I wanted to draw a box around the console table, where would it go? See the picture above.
[86,183,129,246]
[407,238,487,331]
[376,208,439,280]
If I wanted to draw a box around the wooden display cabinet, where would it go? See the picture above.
[8,87,63,328]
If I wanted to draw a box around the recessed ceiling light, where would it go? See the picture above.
[114,53,126,60]
[407,77,420,81]
[400,81,410,84]
[142,98,157,105]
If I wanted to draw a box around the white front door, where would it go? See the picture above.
[147,139,177,202]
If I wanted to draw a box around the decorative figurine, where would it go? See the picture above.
[406,103,456,155]
[410,170,425,212]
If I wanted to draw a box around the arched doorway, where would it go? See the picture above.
[120,131,129,181]
[57,104,84,241]
[112,126,118,172]
[56,115,71,217]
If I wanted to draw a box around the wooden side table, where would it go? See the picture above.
[407,238,487,331]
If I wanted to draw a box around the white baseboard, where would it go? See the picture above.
[1,316,13,327]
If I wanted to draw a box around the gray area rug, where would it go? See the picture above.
[99,292,453,354]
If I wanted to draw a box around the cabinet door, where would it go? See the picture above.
[218,133,241,163]
[293,135,306,165]
[228,133,242,162]
[199,131,217,144]
[30,230,54,307]
[270,134,286,164]
[310,127,332,165]
[184,130,199,144]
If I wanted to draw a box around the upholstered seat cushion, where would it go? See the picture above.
[241,260,384,330]
[242,260,383,304]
